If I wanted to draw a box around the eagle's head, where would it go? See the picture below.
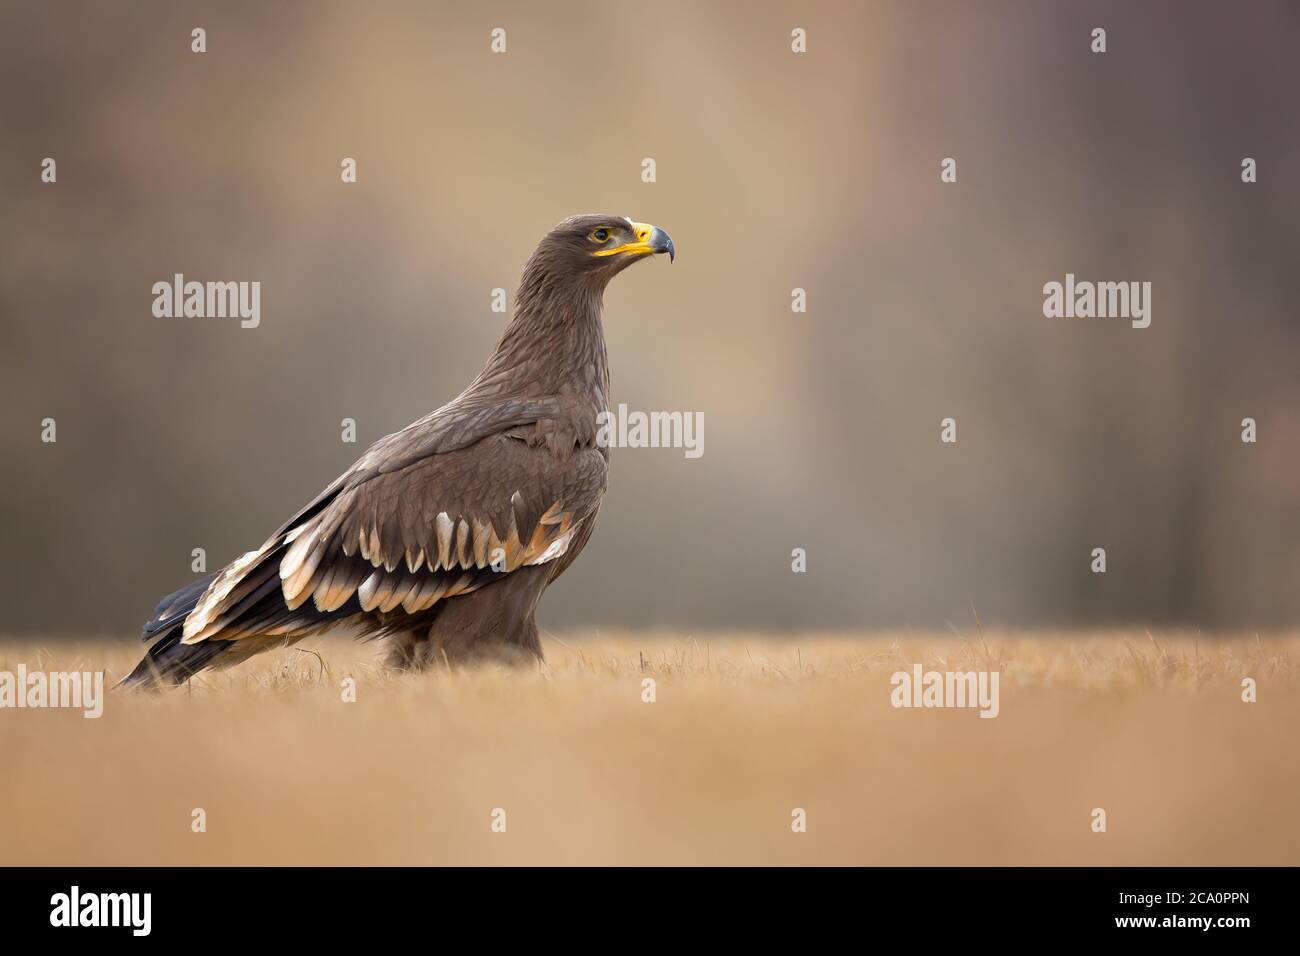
[531,214,675,288]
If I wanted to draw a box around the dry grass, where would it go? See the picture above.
[1,630,1297,866]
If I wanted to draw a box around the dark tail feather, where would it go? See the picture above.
[121,574,231,689]
[120,631,235,689]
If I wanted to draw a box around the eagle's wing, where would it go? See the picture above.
[157,397,607,650]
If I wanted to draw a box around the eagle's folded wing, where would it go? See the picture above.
[176,429,607,646]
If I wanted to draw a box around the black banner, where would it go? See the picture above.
[0,867,1279,941]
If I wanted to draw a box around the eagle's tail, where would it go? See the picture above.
[119,574,234,689]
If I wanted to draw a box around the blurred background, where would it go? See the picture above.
[2,0,1298,637]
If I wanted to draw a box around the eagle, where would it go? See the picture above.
[123,215,675,687]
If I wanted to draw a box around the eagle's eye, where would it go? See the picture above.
[589,228,611,243]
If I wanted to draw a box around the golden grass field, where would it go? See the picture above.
[1,630,1297,866]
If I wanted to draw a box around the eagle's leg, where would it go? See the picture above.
[383,630,435,671]
[424,565,550,667]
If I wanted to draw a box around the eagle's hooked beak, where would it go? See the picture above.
[595,221,675,263]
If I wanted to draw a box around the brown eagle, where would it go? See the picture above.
[124,215,675,687]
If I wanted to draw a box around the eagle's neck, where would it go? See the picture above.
[474,266,610,407]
